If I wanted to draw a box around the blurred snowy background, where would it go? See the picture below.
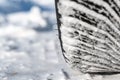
[0,0,75,80]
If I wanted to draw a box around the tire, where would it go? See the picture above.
[55,0,120,73]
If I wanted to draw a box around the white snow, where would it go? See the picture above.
[0,25,37,38]
[0,15,6,25]
[0,1,72,80]
[7,6,47,28]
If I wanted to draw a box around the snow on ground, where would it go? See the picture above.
[0,1,73,80]
[0,28,70,80]
[0,25,37,38]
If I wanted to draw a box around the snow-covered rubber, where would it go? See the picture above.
[55,0,120,73]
